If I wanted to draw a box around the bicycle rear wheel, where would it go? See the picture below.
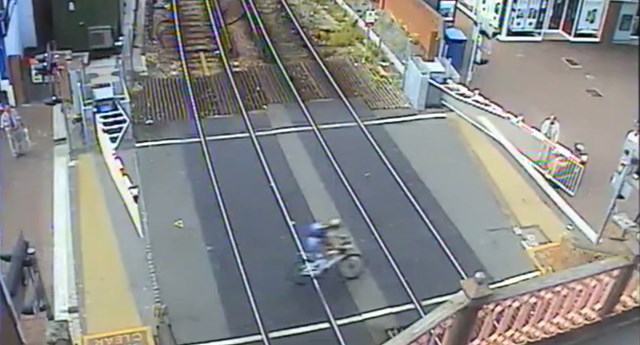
[338,254,364,280]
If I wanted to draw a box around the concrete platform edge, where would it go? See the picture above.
[444,101,598,242]
[53,142,82,344]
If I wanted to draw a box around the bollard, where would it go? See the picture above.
[443,271,492,345]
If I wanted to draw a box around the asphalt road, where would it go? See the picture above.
[136,100,487,344]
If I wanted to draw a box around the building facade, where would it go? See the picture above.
[455,0,610,41]
[602,0,638,43]
[452,0,637,43]
[1,0,38,105]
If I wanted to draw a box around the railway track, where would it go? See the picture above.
[131,65,296,123]
[170,0,349,342]
[243,0,429,317]
[168,0,274,343]
[252,0,337,101]
[139,0,408,123]
[132,58,408,123]
[325,57,409,110]
[169,0,222,75]
[158,0,470,342]
[243,0,473,313]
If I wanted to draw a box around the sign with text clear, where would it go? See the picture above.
[83,327,154,345]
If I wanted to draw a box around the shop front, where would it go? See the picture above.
[458,0,609,41]
[611,1,639,43]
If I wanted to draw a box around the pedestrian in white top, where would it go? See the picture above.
[0,105,28,157]
[540,115,561,143]
[475,29,494,65]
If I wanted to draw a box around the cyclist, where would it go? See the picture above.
[302,222,329,269]
[302,221,342,270]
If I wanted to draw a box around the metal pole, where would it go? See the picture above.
[465,7,481,85]
[401,39,411,90]
[597,163,630,243]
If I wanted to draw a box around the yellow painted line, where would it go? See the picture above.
[77,154,142,334]
[452,116,566,243]
[526,242,561,274]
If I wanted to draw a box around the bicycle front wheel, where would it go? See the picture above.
[338,254,364,280]
[291,262,310,285]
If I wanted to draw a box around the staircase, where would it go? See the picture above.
[92,83,130,149]
[95,104,130,149]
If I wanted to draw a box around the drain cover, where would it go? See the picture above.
[586,88,603,97]
[562,57,582,68]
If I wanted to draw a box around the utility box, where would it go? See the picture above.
[403,58,446,110]
[424,60,446,108]
[51,0,121,53]
[443,28,467,73]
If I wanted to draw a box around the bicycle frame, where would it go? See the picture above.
[298,254,345,276]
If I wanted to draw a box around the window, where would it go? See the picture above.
[619,14,633,31]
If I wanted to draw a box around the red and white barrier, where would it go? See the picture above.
[436,80,587,195]
[96,127,143,237]
[438,81,581,160]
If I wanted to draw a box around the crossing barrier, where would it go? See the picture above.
[436,80,586,195]
[95,123,143,237]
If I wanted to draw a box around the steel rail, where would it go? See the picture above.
[242,0,425,317]
[169,1,270,343]
[202,0,347,343]
[277,0,469,279]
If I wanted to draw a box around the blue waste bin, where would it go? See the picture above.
[444,28,467,72]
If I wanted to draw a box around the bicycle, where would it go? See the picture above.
[292,219,364,285]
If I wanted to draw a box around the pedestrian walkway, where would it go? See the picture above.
[76,153,142,335]
[0,105,53,345]
[470,39,639,228]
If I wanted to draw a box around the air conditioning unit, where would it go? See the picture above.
[87,26,114,50]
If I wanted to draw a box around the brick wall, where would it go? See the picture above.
[381,0,442,60]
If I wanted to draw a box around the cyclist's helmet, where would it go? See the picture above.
[305,222,326,239]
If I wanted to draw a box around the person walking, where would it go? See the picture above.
[0,105,28,157]
[540,115,561,143]
[475,29,494,65]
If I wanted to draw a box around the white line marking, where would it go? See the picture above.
[134,114,447,148]
[196,270,540,345]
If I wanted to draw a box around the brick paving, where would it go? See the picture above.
[469,39,639,228]
[0,105,54,345]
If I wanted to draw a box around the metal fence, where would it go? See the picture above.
[340,0,425,63]
[384,254,640,345]
[520,124,586,196]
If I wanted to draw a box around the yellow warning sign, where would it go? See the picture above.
[82,326,154,345]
